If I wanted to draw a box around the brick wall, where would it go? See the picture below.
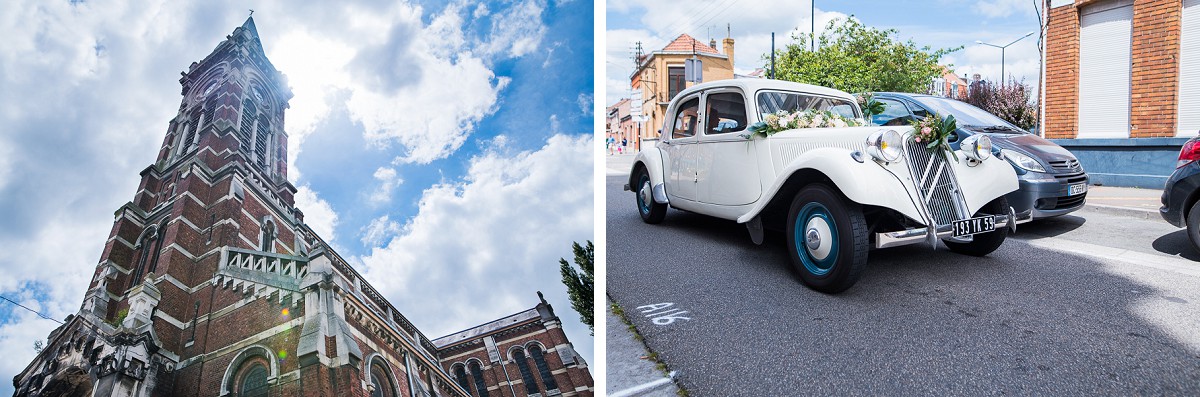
[1045,2,1080,139]
[1130,0,1182,137]
[1044,0,1185,139]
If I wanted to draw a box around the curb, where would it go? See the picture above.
[1082,203,1159,220]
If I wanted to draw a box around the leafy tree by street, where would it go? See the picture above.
[767,18,960,94]
[559,240,593,334]
[964,77,1039,131]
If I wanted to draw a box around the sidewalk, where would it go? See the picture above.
[606,298,680,397]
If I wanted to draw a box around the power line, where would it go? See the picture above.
[0,295,64,325]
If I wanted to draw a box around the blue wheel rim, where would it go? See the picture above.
[794,202,839,276]
[637,175,651,215]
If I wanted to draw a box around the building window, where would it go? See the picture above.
[668,66,685,101]
[239,98,255,150]
[453,364,470,393]
[261,219,276,253]
[469,361,490,397]
[204,97,218,129]
[369,359,397,397]
[234,359,269,397]
[528,344,558,392]
[255,114,271,167]
[512,348,540,396]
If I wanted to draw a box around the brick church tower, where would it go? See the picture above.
[12,17,592,397]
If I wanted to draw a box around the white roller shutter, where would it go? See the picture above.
[1078,0,1133,139]
[1179,0,1200,137]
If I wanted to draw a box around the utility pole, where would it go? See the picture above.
[811,0,816,52]
[770,32,776,79]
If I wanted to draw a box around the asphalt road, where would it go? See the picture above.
[606,174,1200,396]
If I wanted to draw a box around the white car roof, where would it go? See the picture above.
[676,79,857,103]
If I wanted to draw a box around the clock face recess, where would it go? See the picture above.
[202,81,218,97]
[253,87,265,104]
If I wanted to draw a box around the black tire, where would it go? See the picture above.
[944,196,1010,256]
[635,167,667,224]
[786,184,869,293]
[1186,200,1200,254]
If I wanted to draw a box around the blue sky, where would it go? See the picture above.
[0,0,594,389]
[606,0,1045,105]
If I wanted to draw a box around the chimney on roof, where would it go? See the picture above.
[710,38,717,49]
[723,37,735,67]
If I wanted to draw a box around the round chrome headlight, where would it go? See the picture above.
[865,129,903,163]
[960,134,992,161]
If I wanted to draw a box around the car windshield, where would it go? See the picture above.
[757,91,860,120]
[911,96,1027,133]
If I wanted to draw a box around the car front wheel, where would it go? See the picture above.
[1186,200,1200,253]
[943,196,1010,256]
[786,184,868,293]
[635,167,667,224]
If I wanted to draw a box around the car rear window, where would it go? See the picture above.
[757,91,860,120]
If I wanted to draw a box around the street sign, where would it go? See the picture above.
[630,89,643,117]
[685,58,703,83]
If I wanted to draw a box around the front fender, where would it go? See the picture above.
[737,148,925,224]
[630,147,668,204]
[954,154,1019,215]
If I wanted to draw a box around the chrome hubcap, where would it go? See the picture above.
[805,217,833,261]
[639,183,652,210]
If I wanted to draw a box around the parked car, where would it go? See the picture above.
[870,93,1089,219]
[1160,135,1200,252]
[627,80,1031,293]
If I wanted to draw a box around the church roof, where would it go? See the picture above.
[662,33,720,54]
[431,307,541,348]
[241,16,259,39]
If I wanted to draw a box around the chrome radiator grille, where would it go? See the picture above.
[903,141,967,227]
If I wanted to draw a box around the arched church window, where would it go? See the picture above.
[238,98,254,150]
[261,219,276,253]
[235,359,269,397]
[204,97,218,129]
[453,364,470,393]
[528,344,558,391]
[512,348,540,396]
[468,360,490,397]
[254,113,271,167]
[129,225,159,290]
[369,359,396,397]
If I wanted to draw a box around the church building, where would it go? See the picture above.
[11,17,592,397]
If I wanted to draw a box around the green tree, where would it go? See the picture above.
[559,240,594,334]
[768,18,960,94]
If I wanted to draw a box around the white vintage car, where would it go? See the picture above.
[627,80,1032,293]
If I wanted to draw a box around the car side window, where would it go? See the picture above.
[874,98,912,126]
[704,92,747,134]
[672,97,700,139]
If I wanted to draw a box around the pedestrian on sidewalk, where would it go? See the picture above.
[621,138,628,155]
[606,135,615,155]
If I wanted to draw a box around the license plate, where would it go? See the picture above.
[953,216,997,237]
[1068,183,1087,196]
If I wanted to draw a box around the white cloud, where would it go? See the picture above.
[974,0,1039,18]
[360,215,402,246]
[369,167,404,204]
[358,133,593,348]
[295,185,339,243]
[0,295,65,384]
[479,0,548,58]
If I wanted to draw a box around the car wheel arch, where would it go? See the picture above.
[759,169,839,231]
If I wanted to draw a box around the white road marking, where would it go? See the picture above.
[638,303,692,325]
[609,371,677,397]
[1018,237,1200,278]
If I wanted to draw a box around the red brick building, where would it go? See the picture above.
[1042,0,1199,187]
[12,18,592,397]
[433,294,592,397]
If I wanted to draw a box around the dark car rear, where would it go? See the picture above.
[1160,135,1200,252]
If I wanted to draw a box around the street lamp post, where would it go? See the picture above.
[976,31,1035,87]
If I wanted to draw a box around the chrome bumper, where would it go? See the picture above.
[874,207,1033,249]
